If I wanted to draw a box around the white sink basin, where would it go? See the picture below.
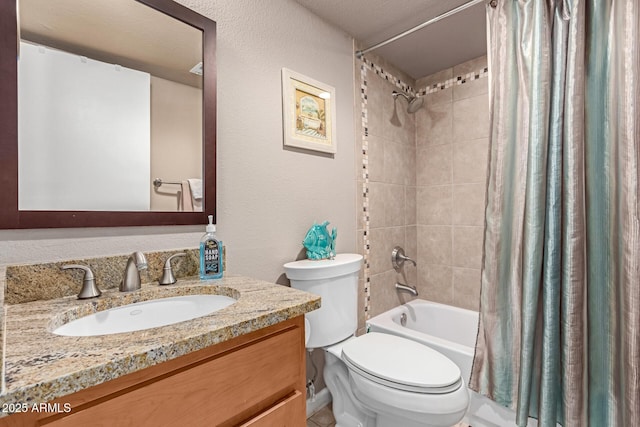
[53,295,237,337]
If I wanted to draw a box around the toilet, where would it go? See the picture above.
[284,253,469,427]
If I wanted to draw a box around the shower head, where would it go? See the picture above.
[392,90,424,113]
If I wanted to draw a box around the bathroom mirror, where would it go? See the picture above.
[0,0,216,228]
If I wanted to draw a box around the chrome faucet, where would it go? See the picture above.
[391,246,417,271]
[159,252,187,285]
[120,251,148,292]
[61,264,102,299]
[395,282,418,296]
[392,247,418,296]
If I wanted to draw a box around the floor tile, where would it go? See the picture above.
[307,404,336,427]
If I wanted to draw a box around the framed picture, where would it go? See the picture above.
[281,68,336,154]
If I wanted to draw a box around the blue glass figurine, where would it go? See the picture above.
[303,221,337,260]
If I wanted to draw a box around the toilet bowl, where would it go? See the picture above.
[284,254,469,427]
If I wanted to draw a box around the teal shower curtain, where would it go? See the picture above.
[470,1,639,426]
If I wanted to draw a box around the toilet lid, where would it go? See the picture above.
[341,332,462,394]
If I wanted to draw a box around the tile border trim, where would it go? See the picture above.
[360,56,488,97]
[359,63,371,320]
[417,67,489,96]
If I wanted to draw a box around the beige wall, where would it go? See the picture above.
[355,55,418,330]
[150,76,203,211]
[356,55,489,320]
[0,0,357,287]
[414,56,489,311]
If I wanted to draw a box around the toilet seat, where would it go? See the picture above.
[341,332,462,394]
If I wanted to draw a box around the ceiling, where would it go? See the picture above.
[20,0,487,85]
[19,0,203,88]
[294,0,488,80]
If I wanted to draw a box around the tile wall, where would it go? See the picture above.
[414,56,489,311]
[356,53,418,332]
[356,55,490,320]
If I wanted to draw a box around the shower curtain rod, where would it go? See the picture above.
[355,0,486,58]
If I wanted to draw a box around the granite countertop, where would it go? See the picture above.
[0,276,320,410]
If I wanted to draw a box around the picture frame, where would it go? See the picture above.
[281,68,336,154]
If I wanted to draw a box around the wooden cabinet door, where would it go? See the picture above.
[42,327,300,426]
[239,391,304,427]
[6,318,307,427]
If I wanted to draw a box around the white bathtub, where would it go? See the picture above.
[367,299,533,427]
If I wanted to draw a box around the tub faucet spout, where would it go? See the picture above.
[395,282,418,296]
[120,251,148,292]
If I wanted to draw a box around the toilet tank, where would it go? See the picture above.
[284,254,363,349]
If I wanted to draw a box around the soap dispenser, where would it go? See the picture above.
[200,215,223,280]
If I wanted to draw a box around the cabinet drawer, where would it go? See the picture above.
[42,326,303,426]
[239,391,304,427]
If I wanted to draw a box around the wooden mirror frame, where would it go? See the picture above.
[0,0,216,229]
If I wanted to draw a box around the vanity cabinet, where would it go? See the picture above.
[0,316,306,427]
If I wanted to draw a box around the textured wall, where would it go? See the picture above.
[176,0,357,284]
[1,0,357,287]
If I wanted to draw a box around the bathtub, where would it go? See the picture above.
[367,299,534,427]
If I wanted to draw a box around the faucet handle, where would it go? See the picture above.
[61,264,102,299]
[159,253,187,285]
[391,246,417,271]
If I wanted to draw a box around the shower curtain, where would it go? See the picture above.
[470,1,639,426]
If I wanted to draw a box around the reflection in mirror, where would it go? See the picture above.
[19,0,203,212]
[0,0,216,228]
